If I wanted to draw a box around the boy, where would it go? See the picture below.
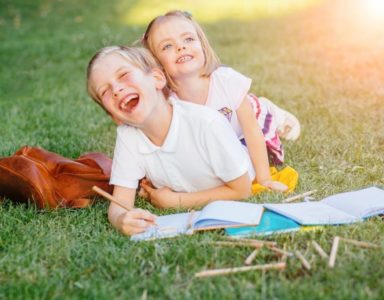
[87,46,255,235]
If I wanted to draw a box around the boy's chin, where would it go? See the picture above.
[111,115,124,126]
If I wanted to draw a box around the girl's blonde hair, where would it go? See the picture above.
[86,46,168,111]
[141,10,221,91]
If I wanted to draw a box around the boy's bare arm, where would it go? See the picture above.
[141,172,252,209]
[108,185,156,235]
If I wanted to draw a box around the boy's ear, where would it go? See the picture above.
[151,68,167,90]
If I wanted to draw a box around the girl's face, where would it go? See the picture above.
[90,53,165,127]
[150,17,205,81]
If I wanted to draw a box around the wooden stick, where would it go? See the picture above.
[340,238,380,249]
[295,250,311,270]
[194,262,286,278]
[209,241,264,248]
[225,237,277,247]
[283,190,317,203]
[312,241,328,259]
[268,246,294,257]
[244,249,259,265]
[329,236,340,268]
[92,186,132,211]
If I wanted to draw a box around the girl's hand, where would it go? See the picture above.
[116,208,157,236]
[140,183,180,209]
[260,180,288,192]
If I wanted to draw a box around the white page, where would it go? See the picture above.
[322,186,384,219]
[131,212,197,241]
[193,200,263,229]
[264,202,359,225]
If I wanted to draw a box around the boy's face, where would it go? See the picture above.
[151,17,205,81]
[90,53,165,127]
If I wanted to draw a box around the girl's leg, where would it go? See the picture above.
[247,93,285,165]
[258,97,301,141]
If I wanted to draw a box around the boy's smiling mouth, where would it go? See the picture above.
[119,93,140,113]
[176,55,193,63]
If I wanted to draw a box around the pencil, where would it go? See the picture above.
[194,262,286,278]
[295,250,311,270]
[209,241,264,248]
[244,249,259,265]
[340,238,380,249]
[225,237,277,247]
[311,241,328,259]
[92,185,132,211]
[283,190,317,203]
[268,246,294,257]
[92,186,157,226]
[329,236,340,268]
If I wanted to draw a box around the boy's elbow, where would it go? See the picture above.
[238,187,252,199]
[236,173,253,199]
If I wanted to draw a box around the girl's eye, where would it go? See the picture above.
[120,72,129,79]
[162,44,172,51]
[185,37,194,42]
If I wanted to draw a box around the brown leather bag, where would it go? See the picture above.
[0,146,113,209]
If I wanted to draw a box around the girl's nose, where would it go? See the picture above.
[177,45,186,52]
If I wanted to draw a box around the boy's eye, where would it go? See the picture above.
[100,89,111,99]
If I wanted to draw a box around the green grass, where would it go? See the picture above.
[1,0,384,299]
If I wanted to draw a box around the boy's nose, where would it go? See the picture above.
[113,87,124,97]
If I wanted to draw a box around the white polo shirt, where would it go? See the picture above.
[110,98,255,192]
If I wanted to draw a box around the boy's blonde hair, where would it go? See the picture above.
[141,10,221,91]
[87,46,168,111]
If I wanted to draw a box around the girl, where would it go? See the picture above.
[87,46,256,235]
[141,10,300,192]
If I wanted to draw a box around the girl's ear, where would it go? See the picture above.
[152,68,167,90]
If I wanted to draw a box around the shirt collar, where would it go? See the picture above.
[138,100,179,154]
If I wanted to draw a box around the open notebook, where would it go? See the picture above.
[131,200,264,241]
[225,210,300,237]
[264,186,384,225]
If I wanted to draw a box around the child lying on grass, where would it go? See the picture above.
[87,46,263,235]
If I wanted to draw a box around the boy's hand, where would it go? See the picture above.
[138,178,153,199]
[260,180,288,192]
[116,208,157,236]
[140,183,180,209]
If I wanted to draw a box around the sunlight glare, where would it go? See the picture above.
[365,0,384,19]
[120,0,321,26]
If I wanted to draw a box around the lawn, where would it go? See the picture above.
[1,0,384,299]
